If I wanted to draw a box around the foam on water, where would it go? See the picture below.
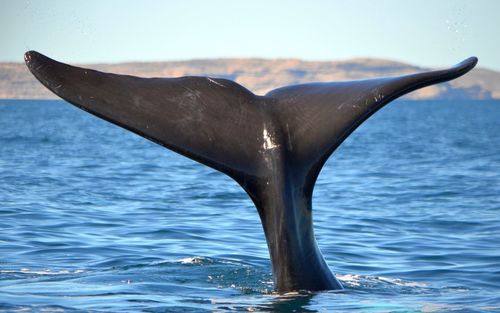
[0,269,82,275]
[337,274,427,288]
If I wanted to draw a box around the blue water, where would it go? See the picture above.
[0,99,499,312]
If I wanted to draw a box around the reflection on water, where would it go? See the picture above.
[0,99,499,312]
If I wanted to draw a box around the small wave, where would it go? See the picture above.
[0,268,84,275]
[173,256,251,267]
[420,303,464,312]
[144,256,215,266]
[117,256,246,271]
[337,273,427,288]
[176,256,212,265]
[0,305,71,313]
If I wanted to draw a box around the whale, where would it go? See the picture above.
[24,51,477,292]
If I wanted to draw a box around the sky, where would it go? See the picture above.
[1,0,499,71]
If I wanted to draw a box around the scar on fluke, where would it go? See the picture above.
[207,77,226,88]
[25,50,477,292]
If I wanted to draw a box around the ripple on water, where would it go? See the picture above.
[0,100,499,312]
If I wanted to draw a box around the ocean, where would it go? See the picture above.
[0,99,499,312]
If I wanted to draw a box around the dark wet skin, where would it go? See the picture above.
[25,51,477,292]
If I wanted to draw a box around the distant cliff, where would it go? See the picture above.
[1,58,499,99]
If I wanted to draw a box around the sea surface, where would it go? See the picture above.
[0,99,499,312]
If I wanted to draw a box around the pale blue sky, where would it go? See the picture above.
[1,0,499,70]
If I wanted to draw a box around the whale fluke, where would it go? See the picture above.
[25,51,477,292]
[265,57,478,197]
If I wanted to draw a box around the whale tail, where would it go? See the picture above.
[24,51,477,291]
